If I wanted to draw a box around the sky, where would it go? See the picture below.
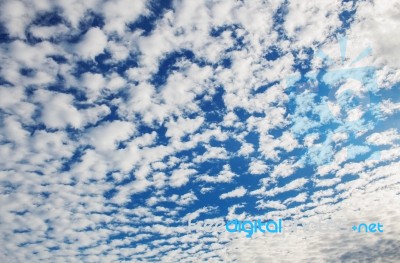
[0,0,400,262]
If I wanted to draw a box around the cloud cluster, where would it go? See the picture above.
[0,0,400,262]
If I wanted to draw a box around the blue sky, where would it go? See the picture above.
[0,0,400,262]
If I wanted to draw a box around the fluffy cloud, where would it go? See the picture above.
[170,168,197,188]
[85,120,136,151]
[367,129,400,146]
[220,186,247,199]
[349,0,400,68]
[34,90,110,129]
[74,27,108,60]
[102,0,148,35]
[198,165,237,183]
[248,160,268,175]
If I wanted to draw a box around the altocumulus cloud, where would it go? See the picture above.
[0,0,400,262]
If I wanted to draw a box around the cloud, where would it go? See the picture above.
[166,116,204,141]
[284,192,308,205]
[262,178,308,197]
[29,24,70,40]
[74,27,108,60]
[271,159,300,178]
[220,186,247,199]
[377,100,400,118]
[102,0,148,35]
[248,160,268,175]
[85,120,136,151]
[256,200,286,210]
[349,0,400,68]
[0,0,35,38]
[198,165,237,183]
[193,146,228,163]
[366,129,400,146]
[283,0,342,49]
[34,90,83,129]
[259,131,299,161]
[34,90,110,129]
[81,72,106,101]
[238,142,255,156]
[170,168,197,188]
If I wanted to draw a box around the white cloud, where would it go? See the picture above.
[238,142,254,156]
[311,189,335,202]
[34,90,110,129]
[349,0,400,68]
[248,160,268,175]
[170,168,197,188]
[182,206,215,222]
[378,100,400,117]
[284,0,342,49]
[81,72,105,101]
[220,186,247,199]
[222,112,238,127]
[271,159,299,178]
[346,107,364,122]
[152,172,166,189]
[2,40,60,86]
[1,116,29,144]
[74,27,107,60]
[284,192,308,205]
[107,41,130,61]
[166,116,205,141]
[261,178,308,197]
[85,120,135,152]
[256,200,286,210]
[57,0,100,28]
[106,72,127,91]
[29,24,70,40]
[259,131,299,161]
[176,191,198,206]
[200,186,214,194]
[193,146,228,163]
[102,0,147,35]
[366,129,400,146]
[331,132,348,143]
[34,90,83,129]
[198,165,237,183]
[0,0,34,38]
